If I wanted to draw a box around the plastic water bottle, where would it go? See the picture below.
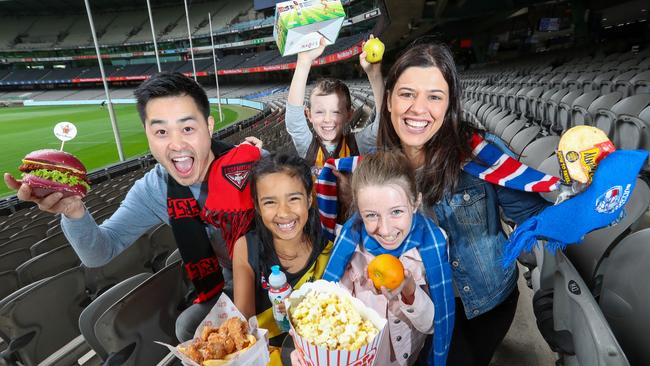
[268,265,292,332]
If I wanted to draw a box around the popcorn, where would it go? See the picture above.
[291,290,379,351]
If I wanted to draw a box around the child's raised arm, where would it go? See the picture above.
[355,35,384,153]
[359,35,384,113]
[285,38,328,158]
[287,38,328,107]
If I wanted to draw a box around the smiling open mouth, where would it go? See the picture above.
[404,118,430,131]
[276,220,297,232]
[172,156,194,175]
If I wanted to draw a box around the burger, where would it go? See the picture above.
[19,149,90,198]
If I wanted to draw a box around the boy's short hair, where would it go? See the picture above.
[134,72,211,124]
[310,77,352,111]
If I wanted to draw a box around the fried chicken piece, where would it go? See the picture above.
[200,324,219,342]
[223,317,249,350]
[202,339,227,360]
[179,340,205,363]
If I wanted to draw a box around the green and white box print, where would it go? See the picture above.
[274,0,346,56]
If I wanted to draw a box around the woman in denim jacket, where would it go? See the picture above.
[376,42,549,365]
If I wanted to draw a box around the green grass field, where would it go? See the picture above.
[0,103,259,198]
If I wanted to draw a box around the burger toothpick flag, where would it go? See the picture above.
[18,121,90,198]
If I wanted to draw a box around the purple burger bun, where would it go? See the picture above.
[22,174,87,199]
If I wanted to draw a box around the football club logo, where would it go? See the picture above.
[595,184,631,214]
[222,162,253,191]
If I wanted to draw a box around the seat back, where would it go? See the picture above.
[565,179,650,288]
[0,249,31,272]
[11,224,48,242]
[16,245,81,286]
[0,266,89,365]
[519,136,560,169]
[599,228,650,365]
[532,248,629,366]
[79,273,151,360]
[0,235,39,256]
[537,154,561,203]
[556,90,583,130]
[547,88,570,128]
[94,261,186,365]
[29,231,69,257]
[0,270,19,301]
[84,234,153,296]
[591,92,624,136]
[147,224,178,272]
[0,227,21,242]
[510,125,542,156]
[494,114,518,137]
[629,70,650,95]
[500,118,527,145]
[569,91,601,126]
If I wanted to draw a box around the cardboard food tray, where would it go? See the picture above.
[157,293,270,366]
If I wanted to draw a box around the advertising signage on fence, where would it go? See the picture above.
[63,41,361,84]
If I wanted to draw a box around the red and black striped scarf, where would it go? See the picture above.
[167,140,259,303]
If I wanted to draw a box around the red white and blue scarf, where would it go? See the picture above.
[315,134,561,243]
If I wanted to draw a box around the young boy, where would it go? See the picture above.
[286,37,384,174]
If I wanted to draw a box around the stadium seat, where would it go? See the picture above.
[79,273,152,360]
[530,248,628,366]
[9,224,48,245]
[16,244,81,286]
[591,92,625,136]
[0,270,19,301]
[546,88,571,130]
[569,91,602,126]
[509,125,542,157]
[94,261,186,365]
[29,231,69,256]
[494,114,519,137]
[629,70,650,95]
[601,94,650,148]
[599,228,650,365]
[518,136,560,169]
[0,227,21,242]
[0,235,39,256]
[83,234,153,297]
[556,90,584,132]
[535,87,559,124]
[522,86,545,119]
[565,179,650,289]
[147,224,178,272]
[500,118,527,145]
[0,266,91,365]
[537,154,561,203]
[0,248,30,272]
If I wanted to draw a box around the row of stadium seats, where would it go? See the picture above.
[0,2,251,50]
[460,49,650,167]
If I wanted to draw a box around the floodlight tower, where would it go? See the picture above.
[83,0,124,162]
[208,13,224,122]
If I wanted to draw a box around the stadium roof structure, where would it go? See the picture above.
[0,0,214,15]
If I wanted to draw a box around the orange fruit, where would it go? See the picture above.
[367,254,404,290]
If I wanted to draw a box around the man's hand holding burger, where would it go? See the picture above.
[4,149,89,219]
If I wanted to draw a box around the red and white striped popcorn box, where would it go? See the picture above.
[285,280,387,366]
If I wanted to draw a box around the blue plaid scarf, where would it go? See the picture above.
[322,212,454,366]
